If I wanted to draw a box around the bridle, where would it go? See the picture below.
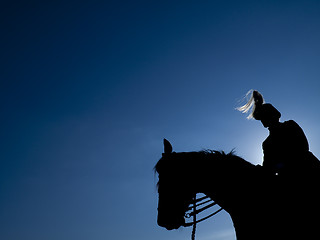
[183,194,223,240]
[160,139,223,240]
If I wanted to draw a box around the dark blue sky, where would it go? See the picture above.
[2,1,320,240]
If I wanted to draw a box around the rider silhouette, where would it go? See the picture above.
[238,90,319,176]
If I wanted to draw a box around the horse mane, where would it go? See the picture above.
[154,149,256,203]
[154,149,243,175]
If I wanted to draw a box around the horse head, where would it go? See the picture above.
[155,139,195,230]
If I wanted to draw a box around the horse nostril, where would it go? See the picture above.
[157,216,167,228]
[158,215,185,230]
[157,217,163,227]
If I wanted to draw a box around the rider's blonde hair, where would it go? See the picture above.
[237,90,264,119]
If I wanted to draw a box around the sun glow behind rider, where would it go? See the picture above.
[237,90,319,176]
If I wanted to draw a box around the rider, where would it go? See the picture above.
[237,90,319,176]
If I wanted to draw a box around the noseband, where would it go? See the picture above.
[184,194,223,240]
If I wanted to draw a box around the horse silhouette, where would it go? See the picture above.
[155,139,320,240]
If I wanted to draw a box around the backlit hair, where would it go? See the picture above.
[237,90,264,119]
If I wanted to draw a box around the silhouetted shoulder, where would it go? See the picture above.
[284,120,299,127]
[282,120,304,132]
[282,119,309,151]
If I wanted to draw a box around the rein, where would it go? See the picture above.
[183,194,223,240]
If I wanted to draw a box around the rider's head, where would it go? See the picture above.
[237,90,281,128]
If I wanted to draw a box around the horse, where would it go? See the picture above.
[155,139,320,240]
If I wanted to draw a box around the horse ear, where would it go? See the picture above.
[163,138,173,154]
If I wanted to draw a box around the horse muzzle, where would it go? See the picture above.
[157,214,185,230]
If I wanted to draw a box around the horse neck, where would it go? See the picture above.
[183,152,249,211]
[180,152,229,197]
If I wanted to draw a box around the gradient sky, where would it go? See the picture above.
[2,1,320,240]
